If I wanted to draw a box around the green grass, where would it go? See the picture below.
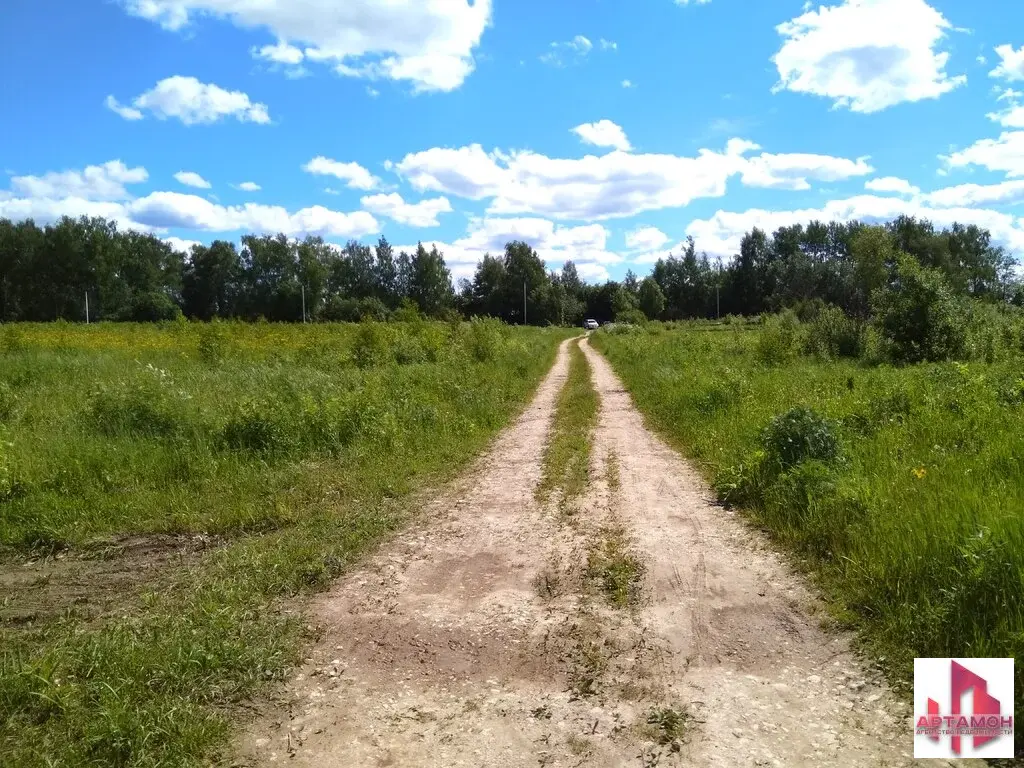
[536,339,599,511]
[592,322,1024,756]
[0,318,569,766]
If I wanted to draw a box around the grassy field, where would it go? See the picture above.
[592,322,1024,754]
[0,318,569,766]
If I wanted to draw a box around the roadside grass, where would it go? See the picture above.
[536,339,599,512]
[0,318,569,767]
[592,323,1024,755]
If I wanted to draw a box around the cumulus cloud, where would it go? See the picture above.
[11,160,148,201]
[571,120,632,152]
[625,226,670,251]
[359,192,453,227]
[864,176,920,195]
[686,195,1024,257]
[302,156,380,190]
[164,236,202,253]
[942,131,1024,177]
[106,76,270,125]
[922,179,1024,207]
[236,181,261,192]
[772,0,965,113]
[990,44,1024,82]
[174,171,211,189]
[0,181,379,240]
[397,217,623,282]
[120,0,491,92]
[392,136,875,220]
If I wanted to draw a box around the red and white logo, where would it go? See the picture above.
[914,658,1015,758]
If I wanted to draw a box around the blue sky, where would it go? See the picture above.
[2,0,1024,282]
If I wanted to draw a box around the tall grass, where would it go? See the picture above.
[592,323,1024,756]
[0,318,569,766]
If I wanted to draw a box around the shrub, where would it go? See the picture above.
[615,308,648,326]
[755,311,801,365]
[805,305,863,359]
[871,254,968,363]
[351,320,391,368]
[467,317,505,362]
[762,406,842,470]
[197,323,225,365]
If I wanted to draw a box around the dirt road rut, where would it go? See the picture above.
[234,338,971,767]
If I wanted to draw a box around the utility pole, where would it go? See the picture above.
[301,284,307,324]
[716,258,721,321]
[85,292,90,324]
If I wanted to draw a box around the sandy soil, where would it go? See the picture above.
[230,337,977,767]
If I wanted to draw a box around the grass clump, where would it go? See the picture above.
[536,339,599,510]
[586,528,644,609]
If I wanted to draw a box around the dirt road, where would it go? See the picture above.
[233,338,972,767]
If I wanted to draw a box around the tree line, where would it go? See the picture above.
[0,214,1020,324]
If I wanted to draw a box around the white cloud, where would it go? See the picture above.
[990,44,1024,82]
[772,0,965,113]
[393,137,875,220]
[675,0,712,5]
[540,35,594,66]
[324,187,341,195]
[121,0,491,93]
[739,149,873,190]
[302,156,379,190]
[571,120,632,152]
[686,195,1024,257]
[126,192,380,237]
[10,160,148,201]
[621,79,634,88]
[106,76,270,125]
[104,95,143,121]
[164,236,202,253]
[942,131,1024,178]
[600,38,617,51]
[359,192,452,227]
[254,40,304,65]
[236,181,261,192]
[0,187,379,240]
[864,176,920,195]
[922,179,1024,207]
[398,217,623,282]
[988,102,1024,129]
[174,171,211,189]
[625,226,670,251]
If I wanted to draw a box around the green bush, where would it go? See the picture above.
[755,311,802,365]
[762,405,842,470]
[615,308,648,326]
[351,320,392,368]
[805,305,863,359]
[872,255,968,363]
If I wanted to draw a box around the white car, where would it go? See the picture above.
[583,319,600,330]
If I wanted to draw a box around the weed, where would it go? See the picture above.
[586,529,645,609]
